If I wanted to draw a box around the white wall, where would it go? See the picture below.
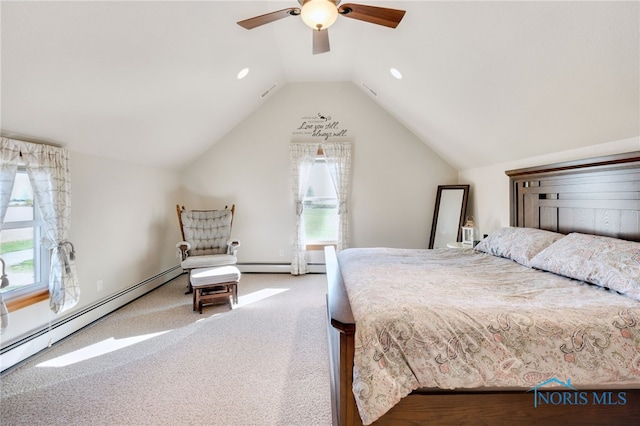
[459,137,640,238]
[180,82,458,262]
[1,151,182,348]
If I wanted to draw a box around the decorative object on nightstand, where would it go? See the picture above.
[462,216,476,246]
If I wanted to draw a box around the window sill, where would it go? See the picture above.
[306,242,337,251]
[4,288,49,312]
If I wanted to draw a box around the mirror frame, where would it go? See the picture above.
[429,185,470,249]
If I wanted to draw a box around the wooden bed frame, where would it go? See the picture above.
[325,151,640,425]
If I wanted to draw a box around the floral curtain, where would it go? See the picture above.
[321,141,352,252]
[289,142,320,275]
[0,138,79,321]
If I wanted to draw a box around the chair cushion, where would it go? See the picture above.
[180,209,233,255]
[181,254,237,270]
[190,265,241,287]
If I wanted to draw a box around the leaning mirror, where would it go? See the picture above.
[429,185,470,249]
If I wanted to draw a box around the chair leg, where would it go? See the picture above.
[194,288,203,312]
[232,283,238,304]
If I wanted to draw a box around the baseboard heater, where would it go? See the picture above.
[0,265,183,374]
[237,263,326,274]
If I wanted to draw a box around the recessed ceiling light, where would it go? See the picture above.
[237,68,250,80]
[390,68,403,80]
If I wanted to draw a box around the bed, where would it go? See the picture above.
[325,150,640,425]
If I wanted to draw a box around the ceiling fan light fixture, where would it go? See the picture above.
[301,0,339,30]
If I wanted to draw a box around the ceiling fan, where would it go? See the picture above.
[237,0,406,55]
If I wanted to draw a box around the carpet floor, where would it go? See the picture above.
[1,273,333,425]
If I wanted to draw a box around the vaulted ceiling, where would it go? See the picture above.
[2,1,638,171]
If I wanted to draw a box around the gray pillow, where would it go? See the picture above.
[474,227,564,267]
[530,232,640,302]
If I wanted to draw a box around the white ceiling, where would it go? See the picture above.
[1,1,638,171]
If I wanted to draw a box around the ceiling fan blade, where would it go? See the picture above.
[313,29,330,55]
[338,3,405,28]
[237,8,300,30]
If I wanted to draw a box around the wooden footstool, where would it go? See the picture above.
[190,265,240,314]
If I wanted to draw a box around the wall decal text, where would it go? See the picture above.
[293,113,348,140]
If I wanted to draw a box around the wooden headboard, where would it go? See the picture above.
[506,151,640,242]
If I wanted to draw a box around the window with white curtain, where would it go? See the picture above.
[290,141,351,275]
[0,169,49,296]
[1,137,80,333]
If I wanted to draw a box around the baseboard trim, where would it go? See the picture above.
[236,263,326,274]
[0,266,183,374]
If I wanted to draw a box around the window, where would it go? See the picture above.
[1,169,49,298]
[290,141,350,275]
[303,156,338,247]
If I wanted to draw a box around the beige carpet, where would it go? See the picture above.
[1,273,333,425]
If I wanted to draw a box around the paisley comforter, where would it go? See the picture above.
[338,247,640,425]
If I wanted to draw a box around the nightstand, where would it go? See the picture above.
[446,242,472,249]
